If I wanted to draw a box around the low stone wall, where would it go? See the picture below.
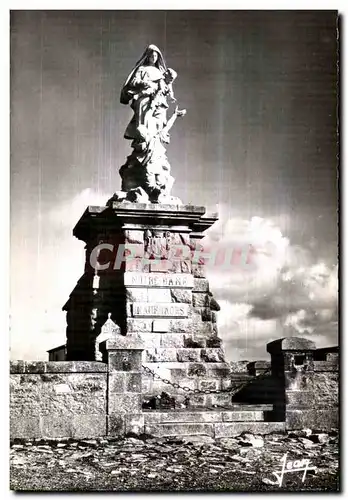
[10,338,339,439]
[267,339,339,431]
[10,361,107,439]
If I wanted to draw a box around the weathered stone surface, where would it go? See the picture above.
[71,415,106,439]
[145,348,178,363]
[184,336,206,348]
[108,414,125,435]
[187,364,207,377]
[10,361,108,374]
[109,394,142,414]
[193,278,209,292]
[106,335,144,351]
[168,319,191,333]
[198,379,219,391]
[145,423,214,437]
[313,361,338,372]
[201,308,212,321]
[132,303,189,318]
[206,337,222,348]
[136,332,162,349]
[149,379,195,395]
[214,422,286,438]
[170,289,192,304]
[160,334,185,348]
[10,371,107,439]
[188,307,203,322]
[169,368,188,380]
[108,351,142,372]
[326,353,339,362]
[144,411,223,424]
[10,414,41,439]
[126,287,149,302]
[286,409,339,431]
[40,415,74,438]
[201,348,225,362]
[311,373,338,406]
[125,373,142,392]
[204,364,231,379]
[124,272,194,288]
[125,413,145,434]
[222,411,264,422]
[21,361,47,373]
[267,337,316,353]
[190,322,213,336]
[9,361,26,374]
[191,263,207,278]
[127,319,153,333]
[108,373,126,393]
[177,349,202,362]
[192,293,209,307]
[286,391,315,408]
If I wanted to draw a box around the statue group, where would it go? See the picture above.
[108,45,186,205]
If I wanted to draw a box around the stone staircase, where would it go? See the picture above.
[143,405,285,438]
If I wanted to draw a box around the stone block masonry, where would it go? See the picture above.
[10,337,338,439]
[267,338,339,431]
[61,203,228,402]
[10,361,107,439]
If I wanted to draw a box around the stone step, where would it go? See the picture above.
[144,421,285,438]
[143,407,272,424]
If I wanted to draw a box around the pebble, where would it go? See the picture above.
[9,430,338,491]
[310,433,329,444]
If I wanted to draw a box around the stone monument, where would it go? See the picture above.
[63,45,232,408]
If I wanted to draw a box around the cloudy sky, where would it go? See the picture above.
[10,10,338,361]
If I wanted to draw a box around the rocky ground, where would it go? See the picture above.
[10,429,339,492]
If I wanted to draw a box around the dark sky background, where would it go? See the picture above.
[10,10,338,360]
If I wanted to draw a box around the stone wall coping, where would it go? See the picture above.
[313,360,339,372]
[10,360,107,374]
[267,337,316,353]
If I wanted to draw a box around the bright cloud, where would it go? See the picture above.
[205,205,338,360]
[10,197,338,362]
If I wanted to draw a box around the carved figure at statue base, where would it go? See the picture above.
[107,44,186,205]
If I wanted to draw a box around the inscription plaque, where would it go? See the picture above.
[132,302,189,318]
[124,272,194,288]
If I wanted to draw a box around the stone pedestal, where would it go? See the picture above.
[106,336,144,436]
[267,337,317,429]
[63,202,231,407]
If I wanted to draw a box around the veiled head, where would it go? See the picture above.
[141,44,166,70]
